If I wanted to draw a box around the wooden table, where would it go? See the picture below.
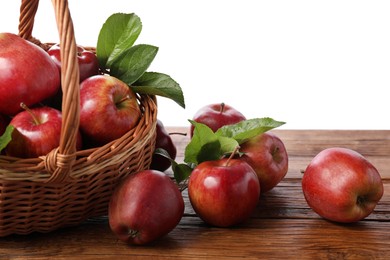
[0,129,389,259]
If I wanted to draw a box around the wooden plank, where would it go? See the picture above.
[1,218,389,259]
[273,130,390,157]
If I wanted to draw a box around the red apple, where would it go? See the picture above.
[109,170,184,245]
[301,147,384,223]
[47,43,100,83]
[5,104,82,158]
[239,132,289,193]
[79,75,141,145]
[0,33,60,116]
[190,103,246,137]
[150,119,177,172]
[188,157,260,227]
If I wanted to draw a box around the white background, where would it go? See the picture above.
[1,0,389,129]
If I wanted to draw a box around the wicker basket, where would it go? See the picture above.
[0,0,157,236]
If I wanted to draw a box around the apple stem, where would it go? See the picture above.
[225,145,240,167]
[20,102,40,125]
[169,132,187,136]
[220,102,225,113]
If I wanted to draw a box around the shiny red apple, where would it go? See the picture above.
[302,147,384,223]
[150,119,177,172]
[240,132,289,193]
[109,170,184,245]
[79,75,141,145]
[5,104,82,158]
[48,43,100,83]
[0,33,60,116]
[188,157,260,227]
[190,103,246,137]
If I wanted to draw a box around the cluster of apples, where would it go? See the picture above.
[108,102,384,246]
[0,32,142,157]
[107,102,290,244]
[187,103,289,227]
[190,104,384,226]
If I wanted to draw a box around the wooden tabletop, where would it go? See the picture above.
[0,128,389,259]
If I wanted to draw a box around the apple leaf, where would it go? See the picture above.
[216,117,285,144]
[110,44,158,85]
[184,120,222,165]
[132,72,185,108]
[97,13,142,68]
[154,148,193,190]
[171,162,193,186]
[218,136,240,156]
[0,125,14,153]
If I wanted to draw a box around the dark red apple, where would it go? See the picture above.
[48,43,100,83]
[109,170,184,245]
[5,104,82,158]
[188,157,260,227]
[150,119,177,171]
[0,33,60,116]
[240,132,289,193]
[79,75,141,145]
[302,147,384,223]
[190,103,246,137]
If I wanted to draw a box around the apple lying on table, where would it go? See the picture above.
[150,119,177,172]
[190,103,246,137]
[0,32,60,116]
[79,75,141,145]
[301,147,384,223]
[240,132,288,193]
[188,155,260,227]
[109,170,184,245]
[5,104,82,158]
[48,43,100,83]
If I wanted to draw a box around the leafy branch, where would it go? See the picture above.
[96,13,185,108]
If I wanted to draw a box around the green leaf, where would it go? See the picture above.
[184,120,222,165]
[216,117,285,144]
[218,136,239,156]
[154,147,173,161]
[132,72,185,108]
[171,162,193,185]
[110,44,158,85]
[0,125,14,153]
[154,148,193,185]
[97,13,142,68]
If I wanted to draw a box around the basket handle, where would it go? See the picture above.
[19,0,80,183]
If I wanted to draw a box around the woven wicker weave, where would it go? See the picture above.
[0,0,157,236]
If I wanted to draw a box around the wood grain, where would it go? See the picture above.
[0,129,389,259]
